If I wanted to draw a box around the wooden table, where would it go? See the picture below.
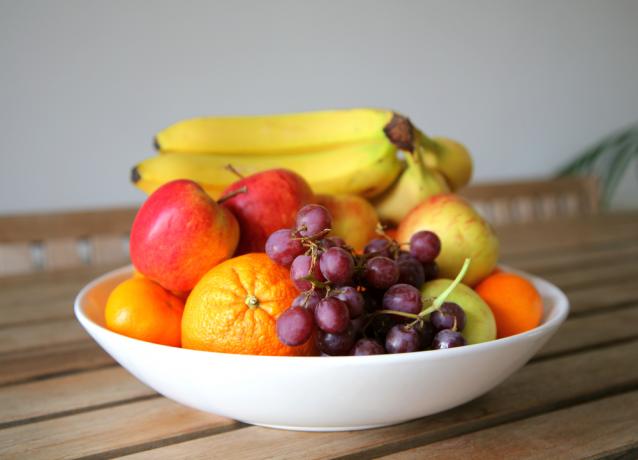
[1,211,638,459]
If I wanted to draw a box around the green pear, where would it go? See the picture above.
[422,278,496,344]
[372,152,449,225]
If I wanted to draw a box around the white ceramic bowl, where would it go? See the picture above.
[75,265,568,432]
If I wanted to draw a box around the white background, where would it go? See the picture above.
[1,0,637,214]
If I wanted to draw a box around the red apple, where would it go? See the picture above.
[130,179,239,292]
[221,169,314,254]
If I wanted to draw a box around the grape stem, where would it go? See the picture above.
[300,274,330,289]
[419,258,471,317]
[373,309,420,321]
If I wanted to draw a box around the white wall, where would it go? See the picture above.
[1,0,637,214]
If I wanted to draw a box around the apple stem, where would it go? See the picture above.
[225,164,244,179]
[420,258,471,317]
[217,186,247,204]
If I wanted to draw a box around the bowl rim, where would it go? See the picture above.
[75,264,570,365]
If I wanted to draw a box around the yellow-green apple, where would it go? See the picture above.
[130,179,239,292]
[422,278,497,344]
[397,194,498,286]
[315,194,379,251]
[221,169,314,254]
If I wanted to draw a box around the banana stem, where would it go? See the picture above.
[415,129,442,154]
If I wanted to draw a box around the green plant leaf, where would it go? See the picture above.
[556,123,638,206]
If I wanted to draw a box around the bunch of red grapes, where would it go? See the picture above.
[266,204,468,356]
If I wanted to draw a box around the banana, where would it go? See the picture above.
[417,134,473,191]
[371,149,450,225]
[132,139,403,199]
[154,108,410,155]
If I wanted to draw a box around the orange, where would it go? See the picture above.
[474,272,543,338]
[105,277,184,346]
[182,253,317,356]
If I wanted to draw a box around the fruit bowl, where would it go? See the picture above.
[75,265,568,432]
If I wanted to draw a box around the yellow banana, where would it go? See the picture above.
[417,133,473,191]
[372,150,450,225]
[154,108,411,155]
[132,139,402,199]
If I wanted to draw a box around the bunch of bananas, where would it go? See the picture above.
[132,108,473,224]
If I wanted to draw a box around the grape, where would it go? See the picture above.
[382,284,422,315]
[362,289,382,312]
[351,338,385,355]
[320,238,337,250]
[397,250,413,261]
[432,329,466,349]
[422,261,439,281]
[317,324,356,355]
[364,256,399,289]
[291,290,322,313]
[323,236,347,249]
[332,286,365,318]
[350,316,367,336]
[296,204,332,237]
[364,238,393,258]
[369,313,398,341]
[397,257,426,288]
[385,325,421,353]
[430,302,466,331]
[418,321,436,349]
[319,247,354,286]
[290,255,324,291]
[314,297,350,333]
[410,231,441,263]
[265,228,304,267]
[276,307,314,346]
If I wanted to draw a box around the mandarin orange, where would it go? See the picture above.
[105,277,184,346]
[182,253,317,356]
[474,272,543,338]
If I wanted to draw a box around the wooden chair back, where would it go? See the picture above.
[459,176,600,226]
[0,207,137,276]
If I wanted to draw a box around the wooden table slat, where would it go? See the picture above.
[0,393,235,460]
[496,212,638,257]
[503,239,638,274]
[381,391,638,460]
[0,341,113,386]
[0,367,154,427]
[0,318,87,355]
